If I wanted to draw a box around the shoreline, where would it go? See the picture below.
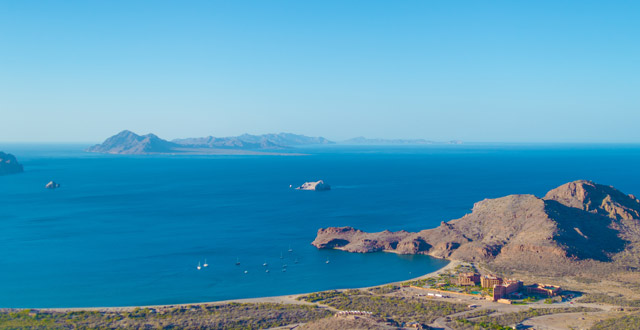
[6,260,461,313]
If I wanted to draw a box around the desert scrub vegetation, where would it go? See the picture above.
[454,263,479,274]
[589,313,640,330]
[577,293,640,307]
[449,307,600,330]
[368,285,400,294]
[462,309,497,319]
[403,273,492,296]
[451,318,515,330]
[299,289,468,324]
[298,289,368,303]
[0,303,332,330]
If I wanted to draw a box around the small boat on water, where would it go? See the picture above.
[288,245,293,253]
[265,269,270,273]
[203,259,209,268]
[325,258,330,264]
[197,262,202,270]
[280,252,284,259]
[282,268,287,272]
[294,258,299,264]
[235,258,240,266]
[263,260,268,267]
[244,270,248,274]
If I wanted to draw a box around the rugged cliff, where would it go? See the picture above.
[312,180,640,275]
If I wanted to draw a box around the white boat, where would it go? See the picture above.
[288,245,293,253]
[282,268,287,272]
[203,259,209,268]
[265,269,270,273]
[197,262,202,270]
[325,258,330,264]
[244,270,248,274]
[280,252,284,259]
[263,261,268,267]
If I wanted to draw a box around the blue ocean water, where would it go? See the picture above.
[1,144,640,308]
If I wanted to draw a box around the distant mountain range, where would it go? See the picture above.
[341,136,463,145]
[86,130,463,155]
[85,131,178,154]
[85,130,333,155]
[173,133,333,149]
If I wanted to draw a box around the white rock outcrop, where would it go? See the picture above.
[296,180,331,191]
[45,181,61,189]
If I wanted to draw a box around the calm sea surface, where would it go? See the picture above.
[1,144,640,308]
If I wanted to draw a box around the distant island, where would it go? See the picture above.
[296,180,331,191]
[0,151,24,175]
[341,136,463,145]
[45,181,61,189]
[313,180,640,279]
[86,131,463,155]
[85,130,333,155]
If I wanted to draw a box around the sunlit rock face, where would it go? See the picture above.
[313,180,640,276]
[296,180,331,191]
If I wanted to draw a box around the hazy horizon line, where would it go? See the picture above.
[2,140,640,145]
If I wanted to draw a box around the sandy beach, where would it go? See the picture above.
[26,260,460,313]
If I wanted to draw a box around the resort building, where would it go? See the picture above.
[481,275,502,288]
[492,280,523,301]
[457,272,480,286]
[526,284,562,297]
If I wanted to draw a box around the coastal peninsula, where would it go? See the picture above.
[313,180,640,278]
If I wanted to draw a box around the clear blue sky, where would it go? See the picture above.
[1,1,639,143]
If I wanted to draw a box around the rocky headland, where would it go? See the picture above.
[313,180,640,277]
[0,152,24,175]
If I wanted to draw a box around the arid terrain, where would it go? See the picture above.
[3,180,640,329]
[313,181,640,283]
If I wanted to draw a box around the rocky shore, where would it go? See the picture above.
[312,180,640,277]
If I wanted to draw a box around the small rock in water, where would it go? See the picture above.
[295,180,331,191]
[45,181,61,189]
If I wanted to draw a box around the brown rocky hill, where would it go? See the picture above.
[312,180,640,276]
